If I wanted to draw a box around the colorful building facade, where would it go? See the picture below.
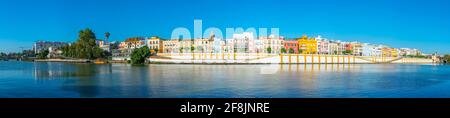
[316,36,329,54]
[283,40,298,54]
[162,39,179,53]
[260,35,284,54]
[146,36,163,53]
[120,37,145,50]
[297,35,317,54]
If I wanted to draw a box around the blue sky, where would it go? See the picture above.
[0,0,449,53]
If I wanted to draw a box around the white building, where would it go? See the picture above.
[178,39,193,53]
[214,38,226,53]
[400,48,422,56]
[259,34,284,54]
[316,35,330,54]
[362,43,378,56]
[228,32,256,53]
[162,39,179,53]
[328,40,344,55]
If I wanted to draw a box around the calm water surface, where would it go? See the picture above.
[0,61,449,98]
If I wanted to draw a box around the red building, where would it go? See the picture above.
[283,40,299,54]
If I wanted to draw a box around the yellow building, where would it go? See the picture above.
[382,48,399,57]
[391,49,398,57]
[297,35,317,54]
[146,36,164,53]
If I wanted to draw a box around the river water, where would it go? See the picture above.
[0,61,449,98]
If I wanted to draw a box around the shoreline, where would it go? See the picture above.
[5,59,444,66]
[34,59,91,63]
[149,53,436,64]
[29,58,437,65]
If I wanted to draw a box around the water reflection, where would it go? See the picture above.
[32,62,112,79]
[6,62,447,98]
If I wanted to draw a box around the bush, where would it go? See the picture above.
[281,48,286,54]
[267,47,272,53]
[289,48,295,54]
[342,50,353,55]
[130,46,150,64]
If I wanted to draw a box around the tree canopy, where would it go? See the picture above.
[343,50,353,55]
[444,54,450,63]
[281,48,287,54]
[130,46,150,64]
[62,28,107,59]
[36,50,49,59]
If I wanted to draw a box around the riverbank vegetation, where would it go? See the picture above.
[61,28,108,60]
[404,55,427,58]
[1,52,34,61]
[130,46,151,64]
[444,54,450,63]
[0,52,7,60]
[36,50,49,59]
[342,50,353,55]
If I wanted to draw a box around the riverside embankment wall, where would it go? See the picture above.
[150,53,433,64]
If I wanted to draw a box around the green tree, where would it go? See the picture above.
[190,46,195,52]
[289,48,295,54]
[154,48,159,55]
[281,48,287,54]
[267,47,272,54]
[61,28,107,59]
[93,47,105,58]
[179,47,183,53]
[105,32,110,43]
[444,54,450,63]
[37,50,49,59]
[343,50,353,55]
[130,46,150,64]
[298,49,303,54]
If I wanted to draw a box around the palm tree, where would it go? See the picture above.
[105,32,110,44]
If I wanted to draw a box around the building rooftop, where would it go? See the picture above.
[124,37,145,42]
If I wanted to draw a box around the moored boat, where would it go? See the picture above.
[93,59,107,64]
